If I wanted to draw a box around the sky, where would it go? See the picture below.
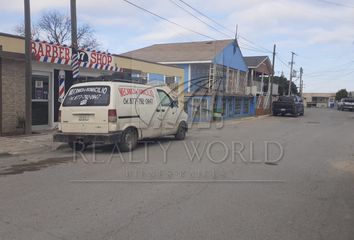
[0,0,353,93]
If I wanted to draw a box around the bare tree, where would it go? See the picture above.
[14,10,99,49]
[37,11,71,44]
[14,23,40,39]
[77,24,100,49]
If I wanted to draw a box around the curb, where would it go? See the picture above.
[2,143,68,157]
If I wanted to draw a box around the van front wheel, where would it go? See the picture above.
[119,128,138,152]
[175,122,187,140]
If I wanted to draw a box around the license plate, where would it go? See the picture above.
[281,108,286,111]
[78,115,90,121]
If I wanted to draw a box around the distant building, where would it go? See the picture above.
[302,93,336,108]
[122,39,258,122]
[244,56,278,115]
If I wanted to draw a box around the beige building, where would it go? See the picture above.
[303,93,335,108]
[0,32,184,135]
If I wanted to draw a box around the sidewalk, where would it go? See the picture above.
[0,131,64,156]
[189,114,269,129]
[0,115,270,156]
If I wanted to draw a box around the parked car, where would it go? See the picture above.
[272,95,304,117]
[53,81,188,152]
[337,98,354,111]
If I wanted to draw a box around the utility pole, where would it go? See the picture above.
[299,67,303,97]
[70,0,78,50]
[235,24,238,39]
[288,52,295,96]
[24,0,32,134]
[269,44,276,112]
[70,0,80,81]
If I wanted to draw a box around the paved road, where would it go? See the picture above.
[1,108,354,240]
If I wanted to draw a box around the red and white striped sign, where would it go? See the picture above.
[31,40,120,72]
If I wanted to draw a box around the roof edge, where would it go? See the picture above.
[0,32,24,40]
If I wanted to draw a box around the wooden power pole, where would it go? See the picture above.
[269,44,276,112]
[24,0,32,134]
[299,67,303,97]
[70,0,78,49]
[288,52,295,96]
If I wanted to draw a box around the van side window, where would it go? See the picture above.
[157,90,172,107]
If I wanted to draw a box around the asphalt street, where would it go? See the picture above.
[1,108,354,240]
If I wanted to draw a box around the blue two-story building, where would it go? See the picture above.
[122,39,256,122]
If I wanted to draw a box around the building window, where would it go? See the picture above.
[191,98,210,121]
[243,98,250,114]
[165,76,178,92]
[190,64,210,93]
[235,98,241,114]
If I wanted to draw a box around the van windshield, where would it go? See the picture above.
[63,86,110,106]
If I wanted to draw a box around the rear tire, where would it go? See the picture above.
[119,128,138,152]
[175,122,187,140]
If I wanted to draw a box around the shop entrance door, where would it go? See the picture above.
[32,75,49,126]
[191,98,209,122]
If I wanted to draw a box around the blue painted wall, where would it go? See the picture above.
[213,42,248,72]
[174,64,190,93]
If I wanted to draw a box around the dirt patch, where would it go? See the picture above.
[332,161,354,174]
[0,156,72,176]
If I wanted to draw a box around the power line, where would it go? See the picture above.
[238,41,273,54]
[317,0,354,8]
[276,54,291,69]
[238,35,273,53]
[123,0,274,55]
[122,0,216,40]
[178,0,234,34]
[178,0,273,53]
[168,0,232,39]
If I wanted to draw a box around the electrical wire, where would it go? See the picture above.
[122,0,217,40]
[317,0,354,9]
[124,0,274,55]
[178,0,235,34]
[276,54,291,69]
[177,0,273,53]
[169,0,232,39]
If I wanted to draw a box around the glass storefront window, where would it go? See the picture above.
[235,98,241,114]
[243,98,250,114]
[191,98,210,121]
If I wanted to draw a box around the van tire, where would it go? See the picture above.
[69,142,87,152]
[175,122,187,140]
[119,128,138,152]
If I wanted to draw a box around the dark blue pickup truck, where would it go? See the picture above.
[272,96,304,117]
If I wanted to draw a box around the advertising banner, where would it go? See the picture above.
[31,40,119,72]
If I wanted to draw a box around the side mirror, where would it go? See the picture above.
[171,100,178,108]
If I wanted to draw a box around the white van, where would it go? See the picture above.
[53,81,188,151]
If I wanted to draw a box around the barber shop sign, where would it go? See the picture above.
[31,40,119,72]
